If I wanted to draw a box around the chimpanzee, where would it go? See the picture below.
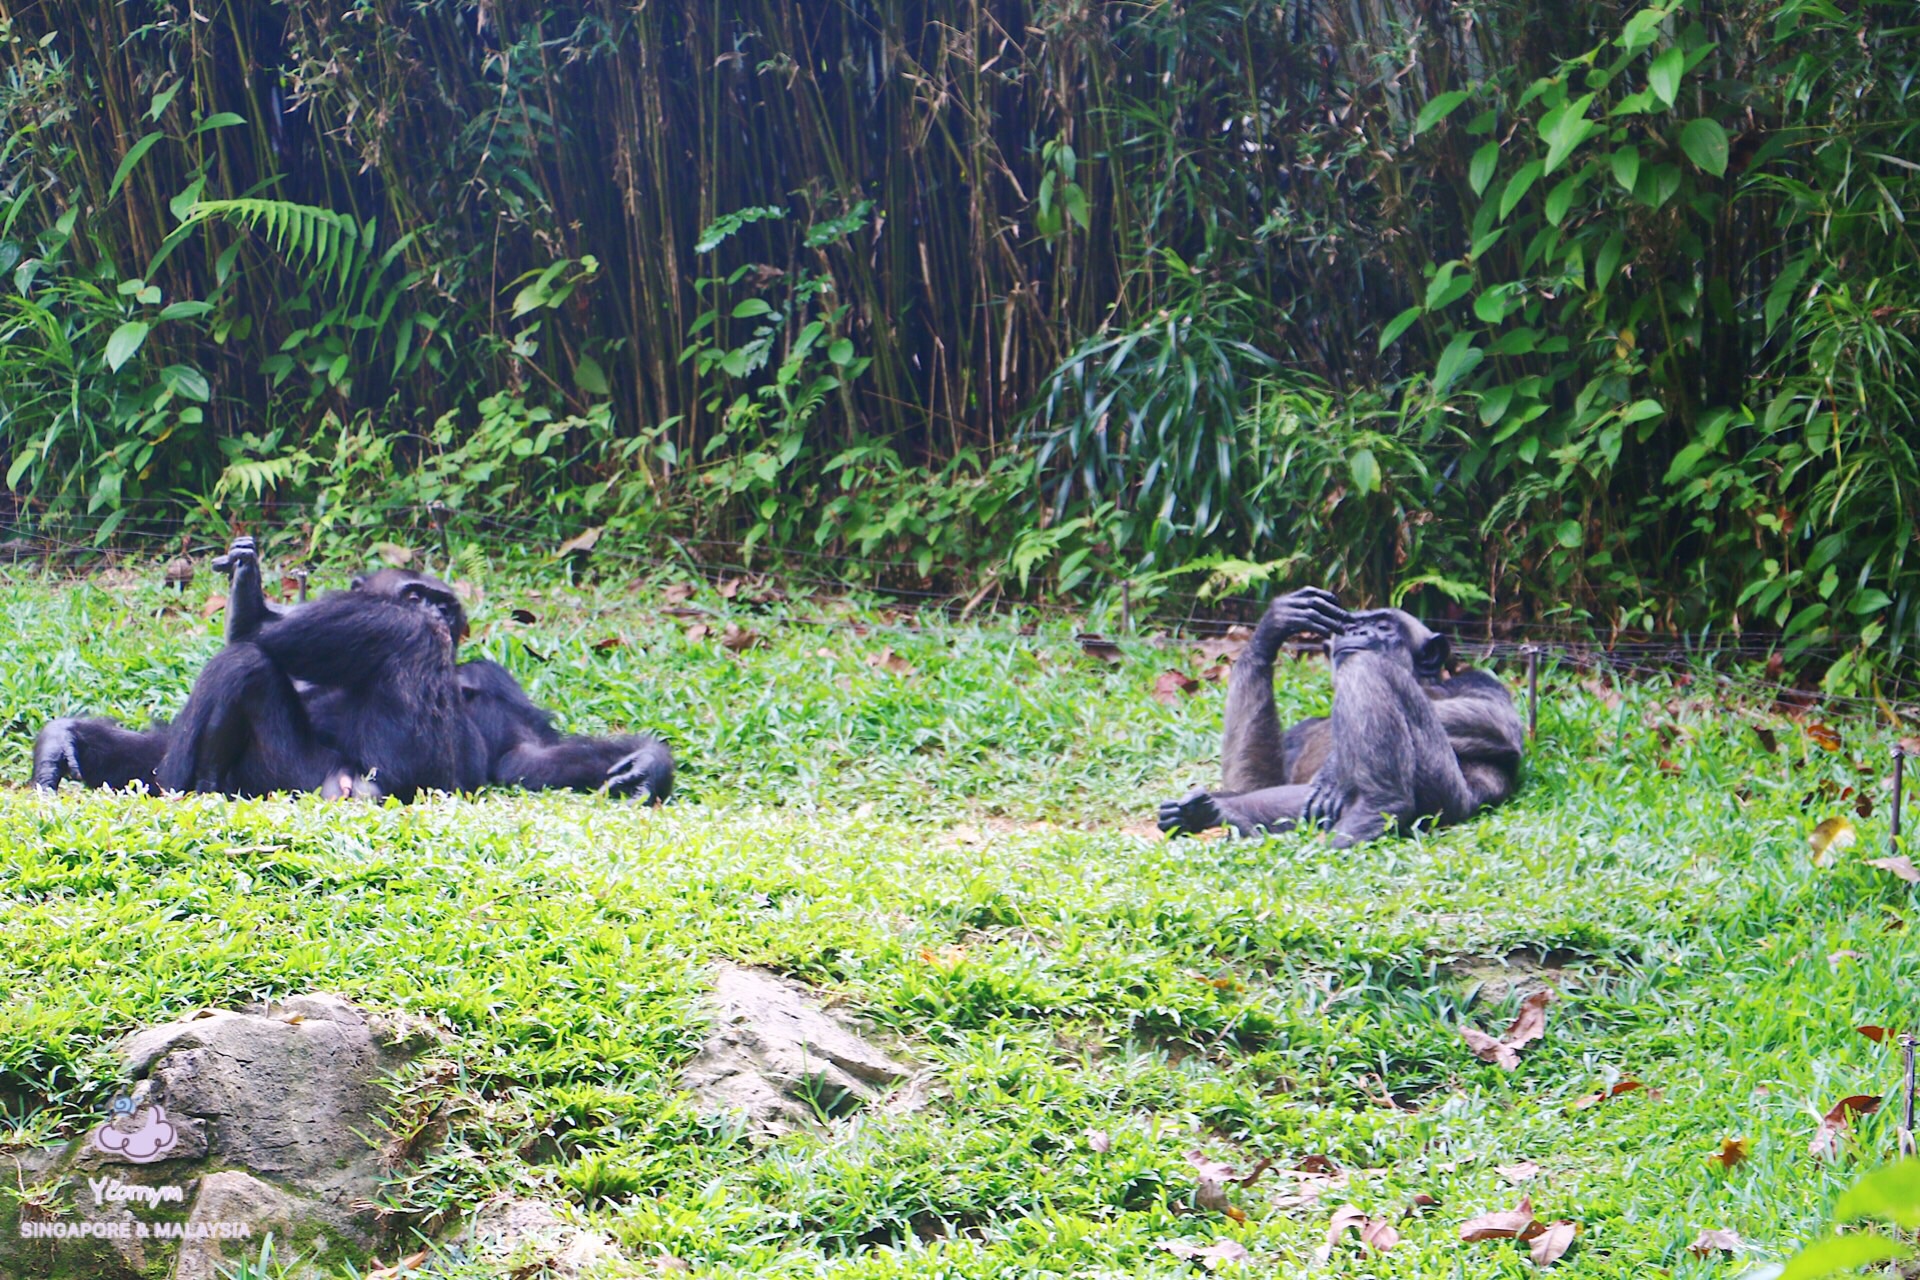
[1156,588,1522,845]
[33,538,674,803]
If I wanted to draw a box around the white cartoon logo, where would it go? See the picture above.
[89,1096,179,1164]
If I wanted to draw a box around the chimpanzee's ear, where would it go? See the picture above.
[349,574,368,590]
[1415,632,1452,679]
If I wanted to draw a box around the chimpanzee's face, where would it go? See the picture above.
[350,569,468,649]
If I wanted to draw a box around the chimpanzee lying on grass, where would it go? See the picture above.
[32,538,672,803]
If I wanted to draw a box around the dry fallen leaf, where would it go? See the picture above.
[1193,630,1250,663]
[1153,670,1203,705]
[684,621,711,642]
[556,526,602,557]
[1806,722,1844,750]
[510,608,538,624]
[662,582,696,605]
[1459,1198,1536,1241]
[200,593,226,619]
[1572,1079,1648,1110]
[1752,724,1780,753]
[1085,1129,1111,1154]
[1809,816,1858,865]
[1186,1150,1271,1219]
[719,621,766,652]
[372,541,414,567]
[1317,1205,1367,1263]
[1582,678,1623,711]
[366,1250,429,1280]
[1828,949,1864,970]
[1528,1220,1577,1267]
[1199,663,1231,682]
[1810,1094,1882,1160]
[1689,1228,1744,1257]
[1077,632,1124,663]
[1462,990,1554,1070]
[1868,856,1920,884]
[1858,1025,1894,1044]
[1360,1216,1400,1252]
[1708,1137,1750,1170]
[592,636,624,652]
[866,648,915,676]
[1496,1161,1541,1184]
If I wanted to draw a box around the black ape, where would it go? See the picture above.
[1157,589,1522,844]
[33,539,674,803]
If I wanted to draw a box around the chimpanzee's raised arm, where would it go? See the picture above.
[213,536,288,643]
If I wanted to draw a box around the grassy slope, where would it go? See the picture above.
[0,570,1913,1278]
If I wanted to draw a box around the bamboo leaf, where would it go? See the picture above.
[1415,90,1471,136]
[193,112,247,133]
[1470,141,1501,196]
[1681,118,1729,177]
[574,355,610,396]
[1611,147,1641,193]
[1378,305,1423,352]
[108,132,166,202]
[105,321,151,371]
[1648,47,1684,107]
[1500,161,1545,221]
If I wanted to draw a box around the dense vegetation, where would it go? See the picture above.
[3,571,1919,1278]
[1,0,1917,678]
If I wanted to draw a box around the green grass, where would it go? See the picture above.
[1,568,1915,1277]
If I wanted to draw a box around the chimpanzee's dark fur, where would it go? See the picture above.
[1157,588,1522,846]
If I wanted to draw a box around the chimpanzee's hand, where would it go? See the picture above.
[1302,772,1345,829]
[32,719,82,791]
[212,536,259,578]
[1261,587,1352,640]
[1157,788,1222,837]
[603,749,666,803]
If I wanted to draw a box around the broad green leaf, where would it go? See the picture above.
[730,298,774,318]
[1473,288,1508,324]
[1348,448,1381,494]
[1619,6,1668,51]
[1543,93,1597,173]
[573,354,610,396]
[1470,141,1501,195]
[1777,1234,1911,1280]
[108,132,165,202]
[1848,590,1895,616]
[1766,253,1812,333]
[1648,47,1684,106]
[828,337,855,366]
[1595,231,1627,289]
[1621,399,1665,424]
[1545,173,1583,225]
[1478,384,1515,426]
[159,364,210,401]
[1664,441,1709,483]
[105,321,150,371]
[169,176,206,223]
[510,282,549,317]
[1500,161,1545,221]
[1062,182,1090,232]
[1556,519,1584,548]
[158,300,213,320]
[193,111,247,133]
[1434,332,1484,393]
[1378,305,1423,352]
[1681,118,1730,177]
[1415,90,1471,136]
[1611,147,1642,193]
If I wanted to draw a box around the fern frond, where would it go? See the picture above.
[185,199,364,291]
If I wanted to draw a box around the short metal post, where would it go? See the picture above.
[1894,745,1907,856]
[291,567,309,603]
[1121,581,1133,634]
[1901,1032,1917,1156]
[1524,645,1540,740]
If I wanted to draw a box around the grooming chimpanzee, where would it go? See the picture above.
[1156,588,1522,845]
[33,538,674,803]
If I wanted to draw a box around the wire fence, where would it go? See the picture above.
[5,501,1918,724]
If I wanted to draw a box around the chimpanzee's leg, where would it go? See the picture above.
[33,717,169,792]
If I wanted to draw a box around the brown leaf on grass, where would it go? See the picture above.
[1192,628,1251,664]
[1902,736,1920,757]
[662,582,696,605]
[1528,1220,1577,1267]
[366,1250,429,1280]
[1708,1137,1750,1170]
[1496,1161,1541,1184]
[510,607,538,624]
[1153,670,1202,705]
[1462,990,1553,1070]
[1808,816,1858,865]
[649,1256,692,1273]
[592,636,624,652]
[1810,1094,1882,1160]
[1459,1198,1536,1241]
[684,621,711,642]
[200,593,226,619]
[1858,1025,1894,1044]
[1185,1151,1271,1218]
[1295,1155,1339,1175]
[1360,1217,1400,1252]
[866,648,915,676]
[1868,856,1920,884]
[1156,1238,1251,1269]
[719,621,766,652]
[1077,632,1124,663]
[1806,722,1844,750]
[1085,1129,1111,1154]
[371,542,414,567]
[1581,678,1623,711]
[556,527,601,558]
[1689,1229,1744,1257]
[1572,1079,1652,1110]
[1199,663,1231,682]
[715,576,741,599]
[1316,1204,1366,1263]
[1752,724,1779,753]
[1828,949,1864,970]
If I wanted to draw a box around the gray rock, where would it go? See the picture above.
[679,965,915,1134]
[464,1196,620,1277]
[0,994,433,1280]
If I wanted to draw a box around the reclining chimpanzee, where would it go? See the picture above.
[1157,588,1522,846]
[33,538,673,803]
